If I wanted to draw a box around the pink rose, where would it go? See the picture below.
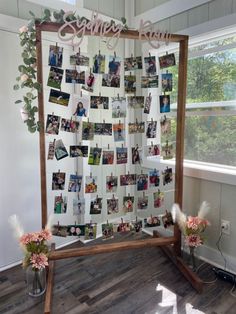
[20,108,29,122]
[19,25,28,33]
[20,74,29,82]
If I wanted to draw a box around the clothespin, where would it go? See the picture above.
[80,90,82,97]
[111,172,113,177]
[52,112,54,117]
[119,120,121,125]
[122,143,124,148]
[108,144,110,149]
[58,169,60,173]
[151,141,153,147]
[98,50,101,56]
[96,143,98,148]
[107,219,109,225]
[143,191,145,197]
[166,51,168,55]
[99,92,101,98]
[117,93,119,99]
[90,172,92,178]
[166,70,168,74]
[87,117,89,123]
[114,51,116,58]
[90,68,92,75]
[103,119,105,124]
[112,194,115,199]
[128,193,130,197]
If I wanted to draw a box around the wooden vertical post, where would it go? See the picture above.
[174,38,189,256]
[44,243,56,314]
[36,24,47,228]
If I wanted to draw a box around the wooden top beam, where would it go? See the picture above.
[49,236,177,261]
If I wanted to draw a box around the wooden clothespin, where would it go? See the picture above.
[90,172,92,178]
[108,143,110,149]
[114,51,116,58]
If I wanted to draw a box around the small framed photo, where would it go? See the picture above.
[94,123,112,136]
[85,176,97,193]
[102,150,114,165]
[82,121,95,140]
[68,174,82,192]
[144,94,152,114]
[116,147,128,164]
[66,69,85,84]
[54,139,68,161]
[111,97,126,118]
[107,197,119,215]
[73,198,85,215]
[52,172,66,190]
[47,67,64,89]
[47,140,55,160]
[90,95,109,109]
[146,120,157,138]
[54,195,67,214]
[123,196,134,212]
[162,73,173,92]
[132,146,142,164]
[162,167,173,186]
[90,197,102,215]
[137,174,148,191]
[102,74,120,88]
[124,75,136,93]
[160,116,171,135]
[127,96,145,109]
[70,145,88,158]
[153,190,164,208]
[113,123,125,142]
[93,54,105,74]
[108,55,121,75]
[149,169,160,188]
[70,53,89,66]
[88,147,102,165]
[160,95,170,113]
[45,114,60,135]
[48,45,63,67]
[141,75,158,88]
[159,53,176,69]
[102,223,114,240]
[144,216,161,228]
[124,56,142,71]
[145,144,160,157]
[161,140,174,160]
[137,195,148,210]
[49,89,70,107]
[144,56,157,76]
[82,72,95,93]
[106,175,118,193]
[128,122,145,134]
[85,223,97,240]
[120,174,136,186]
[60,118,79,133]
[73,95,90,117]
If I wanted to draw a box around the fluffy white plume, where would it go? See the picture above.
[8,215,24,239]
[197,201,210,219]
[171,203,187,233]
[45,213,54,232]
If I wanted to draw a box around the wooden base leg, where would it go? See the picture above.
[153,231,203,293]
[44,243,56,314]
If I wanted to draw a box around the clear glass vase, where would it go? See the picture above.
[189,246,196,271]
[26,265,46,297]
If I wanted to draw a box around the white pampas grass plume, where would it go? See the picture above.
[198,201,210,219]
[8,215,24,240]
[171,203,187,233]
[45,213,54,232]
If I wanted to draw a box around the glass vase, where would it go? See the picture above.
[26,265,46,297]
[189,246,196,271]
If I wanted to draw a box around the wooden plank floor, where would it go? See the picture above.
[1,232,236,314]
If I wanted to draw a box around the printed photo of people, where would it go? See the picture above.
[67,224,85,236]
[144,216,161,227]
[85,223,97,240]
[90,95,109,109]
[141,75,158,88]
[144,56,157,76]
[149,169,160,188]
[106,175,118,193]
[47,67,64,89]
[108,55,121,75]
[137,195,148,210]
[73,198,85,216]
[65,69,85,84]
[162,140,174,160]
[82,72,95,93]
[160,115,171,135]
[120,174,136,186]
[113,123,125,142]
[73,95,89,117]
[162,167,173,186]
[47,140,55,160]
[116,147,128,164]
[52,172,66,190]
[60,118,79,133]
[162,73,173,92]
[160,95,170,113]
[70,53,89,66]
[52,224,68,237]
[132,146,142,164]
[111,97,126,118]
[85,176,97,193]
[70,145,88,158]
[162,210,174,228]
[102,223,114,240]
[93,53,105,74]
[82,121,95,140]
[48,45,63,68]
[144,94,152,114]
[114,219,131,233]
[107,197,119,215]
[102,150,114,165]
[128,122,145,134]
[68,174,82,192]
[90,197,102,215]
[88,147,102,165]
[94,123,112,136]
[54,139,68,161]
[127,96,145,109]
[130,219,142,232]
[124,75,136,93]
[145,144,160,157]
[45,114,60,135]
[124,56,142,71]
[154,190,164,208]
[54,195,67,214]
[146,120,157,138]
[49,89,70,106]
[102,73,120,88]
[137,174,148,191]
[123,196,134,212]
[159,53,176,69]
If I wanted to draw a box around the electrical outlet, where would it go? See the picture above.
[221,220,230,235]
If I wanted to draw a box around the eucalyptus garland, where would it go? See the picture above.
[14,9,127,133]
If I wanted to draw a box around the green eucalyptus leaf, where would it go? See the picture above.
[33,82,41,91]
[29,10,35,17]
[13,84,19,90]
[15,100,22,104]
[44,8,51,17]
[121,17,126,25]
